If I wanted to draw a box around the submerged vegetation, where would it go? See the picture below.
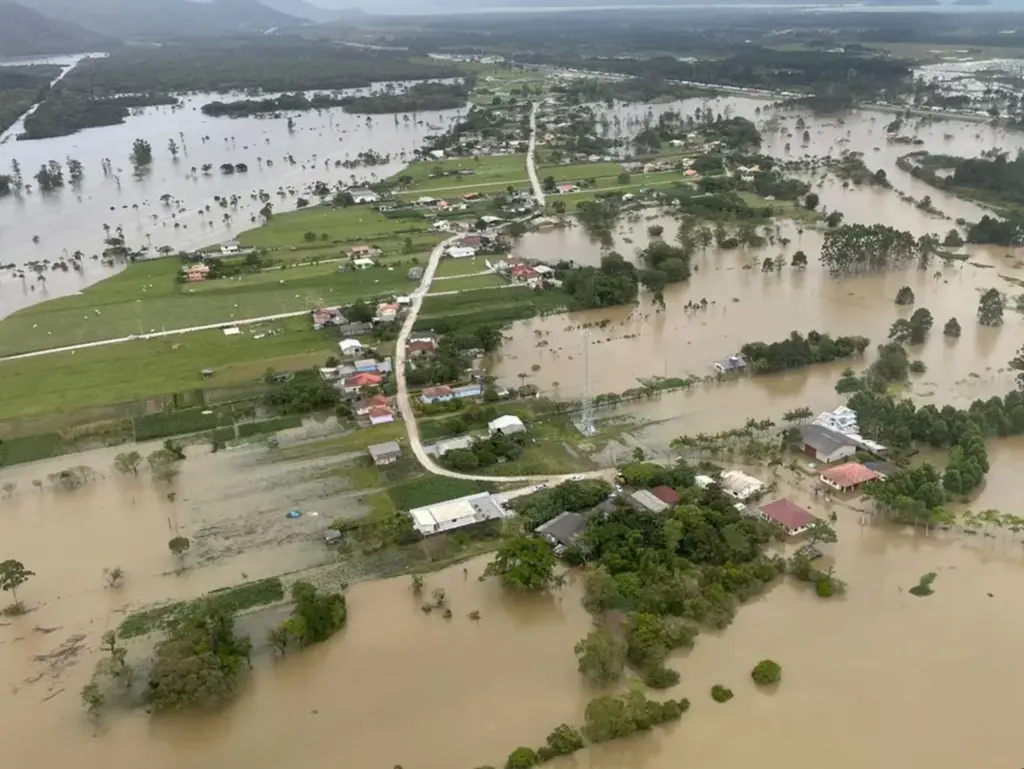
[740,331,870,374]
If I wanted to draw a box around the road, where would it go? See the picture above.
[527,101,546,208]
[391,107,610,486]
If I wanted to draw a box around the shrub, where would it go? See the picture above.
[642,665,680,689]
[505,747,538,769]
[751,659,782,685]
[545,724,584,756]
[815,578,835,597]
[711,684,734,702]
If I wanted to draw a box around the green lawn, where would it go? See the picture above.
[434,256,494,277]
[429,274,505,293]
[0,317,334,420]
[238,205,429,250]
[273,422,407,461]
[537,161,626,182]
[386,154,528,192]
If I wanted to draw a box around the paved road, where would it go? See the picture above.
[527,102,546,208]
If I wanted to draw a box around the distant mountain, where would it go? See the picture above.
[951,0,993,5]
[27,0,304,41]
[258,0,347,22]
[0,1,112,57]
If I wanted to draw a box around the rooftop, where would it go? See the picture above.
[367,441,401,461]
[821,462,879,488]
[801,423,855,455]
[650,485,680,505]
[760,499,816,531]
[535,511,587,548]
[631,489,669,514]
[409,492,508,535]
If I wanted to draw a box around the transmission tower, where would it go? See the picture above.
[574,330,596,437]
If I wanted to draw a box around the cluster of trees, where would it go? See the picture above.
[263,373,340,415]
[894,286,915,305]
[978,288,1004,327]
[512,479,614,529]
[575,613,696,689]
[574,199,623,245]
[148,602,252,711]
[483,537,559,591]
[967,215,1021,247]
[33,160,64,191]
[739,330,870,374]
[267,581,347,654]
[638,241,692,298]
[554,75,705,105]
[201,82,471,118]
[819,224,934,276]
[0,64,58,136]
[889,307,933,345]
[405,325,502,388]
[20,92,177,140]
[441,432,527,472]
[560,253,639,310]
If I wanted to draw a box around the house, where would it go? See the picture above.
[447,246,477,259]
[650,485,680,506]
[424,435,476,458]
[630,489,670,514]
[459,235,483,248]
[815,406,859,434]
[348,187,379,204]
[479,215,503,225]
[352,257,375,270]
[719,470,765,501]
[421,385,455,404]
[375,302,399,323]
[368,405,395,425]
[341,372,382,393]
[694,475,716,490]
[353,394,390,416]
[488,414,526,436]
[535,512,587,553]
[557,183,578,194]
[510,263,540,282]
[820,462,879,492]
[312,306,344,330]
[368,441,402,466]
[407,339,437,358]
[338,339,363,357]
[801,424,857,465]
[452,384,482,399]
[348,244,376,258]
[182,263,210,282]
[864,461,900,479]
[220,239,240,255]
[714,355,747,374]
[409,492,510,536]
[354,358,383,373]
[760,499,817,536]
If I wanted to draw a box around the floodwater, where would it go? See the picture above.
[4,446,1024,769]
[0,83,465,317]
[500,96,1024,435]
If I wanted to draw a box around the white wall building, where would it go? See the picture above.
[447,246,477,259]
[488,415,526,436]
[409,492,511,536]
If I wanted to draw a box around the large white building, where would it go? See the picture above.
[488,415,526,436]
[409,492,511,536]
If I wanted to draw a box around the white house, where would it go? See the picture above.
[488,414,526,436]
[447,246,477,259]
[348,187,379,204]
[375,302,399,323]
[220,239,240,255]
[338,339,363,357]
[352,258,375,270]
[718,470,765,501]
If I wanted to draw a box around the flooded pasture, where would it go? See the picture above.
[0,84,464,317]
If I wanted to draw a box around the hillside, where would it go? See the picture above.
[27,0,303,40]
[0,2,112,57]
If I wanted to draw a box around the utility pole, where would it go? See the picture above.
[574,330,596,437]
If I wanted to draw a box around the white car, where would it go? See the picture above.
[570,474,585,481]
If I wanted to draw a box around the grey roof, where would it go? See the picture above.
[535,512,587,548]
[368,441,402,460]
[630,489,670,514]
[801,424,855,455]
[715,354,747,371]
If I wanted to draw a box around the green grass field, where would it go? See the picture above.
[0,316,335,421]
[429,274,505,293]
[386,154,528,192]
[238,205,430,251]
[434,256,494,277]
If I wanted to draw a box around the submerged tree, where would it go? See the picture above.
[0,559,34,611]
[484,537,558,591]
[894,285,915,305]
[574,628,626,685]
[130,139,153,168]
[168,536,191,562]
[113,451,142,476]
[978,288,1004,327]
[751,659,782,685]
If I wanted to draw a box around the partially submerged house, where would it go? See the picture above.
[714,355,747,375]
[820,462,879,492]
[409,492,509,536]
[801,424,857,465]
[760,499,817,536]
[719,470,765,501]
[535,512,587,554]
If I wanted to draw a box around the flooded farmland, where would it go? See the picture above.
[0,83,464,317]
[5,455,1024,769]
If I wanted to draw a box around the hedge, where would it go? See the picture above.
[0,433,65,466]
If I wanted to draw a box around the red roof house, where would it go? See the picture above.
[459,235,483,248]
[510,263,539,282]
[759,499,817,535]
[820,463,879,491]
[650,485,680,505]
[407,339,437,357]
[342,372,382,392]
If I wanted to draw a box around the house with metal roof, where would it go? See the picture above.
[800,423,858,464]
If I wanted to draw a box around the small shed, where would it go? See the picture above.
[368,441,402,466]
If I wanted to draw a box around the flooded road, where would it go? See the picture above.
[0,87,464,317]
[5,450,1024,769]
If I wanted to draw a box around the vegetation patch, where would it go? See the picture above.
[711,684,734,702]
[237,414,303,438]
[909,572,937,597]
[751,659,782,686]
[387,475,494,511]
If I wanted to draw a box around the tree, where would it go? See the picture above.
[804,192,819,210]
[894,286,915,305]
[542,175,555,192]
[624,612,695,670]
[277,581,347,648]
[0,559,34,610]
[825,210,844,228]
[113,451,142,476]
[711,684,734,702]
[505,747,537,769]
[805,520,837,547]
[751,659,781,685]
[545,724,584,756]
[81,682,104,717]
[943,229,964,247]
[790,250,807,268]
[943,317,961,338]
[168,536,191,561]
[484,537,558,591]
[978,288,1004,327]
[574,628,626,684]
[130,139,153,167]
[66,158,84,185]
[617,171,631,185]
[148,603,252,710]
[167,139,179,158]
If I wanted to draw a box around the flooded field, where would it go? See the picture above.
[5,454,1024,769]
[0,85,463,317]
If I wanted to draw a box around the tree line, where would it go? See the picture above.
[820,224,935,276]
[19,92,178,141]
[739,330,870,375]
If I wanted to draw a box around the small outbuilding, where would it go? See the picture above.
[630,489,669,514]
[535,512,587,552]
[488,414,526,436]
[820,462,879,492]
[719,470,765,501]
[759,499,817,536]
[368,441,402,466]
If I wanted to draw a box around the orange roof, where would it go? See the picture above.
[821,463,879,488]
[368,406,393,418]
[422,385,453,397]
[345,372,382,388]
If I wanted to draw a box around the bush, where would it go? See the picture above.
[815,578,835,597]
[751,659,782,685]
[0,433,64,466]
[505,747,538,769]
[711,684,734,702]
[642,665,680,689]
[545,724,584,756]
